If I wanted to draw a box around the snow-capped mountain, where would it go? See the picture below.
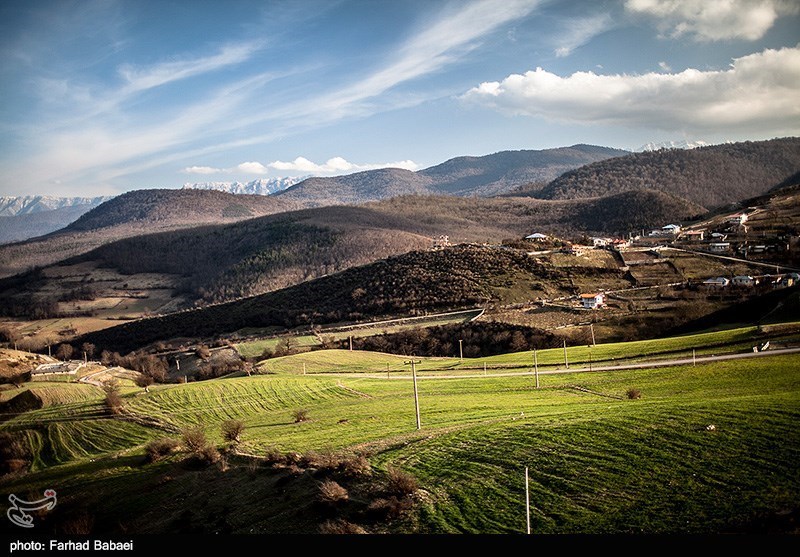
[635,140,710,152]
[182,177,308,196]
[0,195,112,217]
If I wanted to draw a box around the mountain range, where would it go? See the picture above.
[181,176,307,196]
[274,144,629,205]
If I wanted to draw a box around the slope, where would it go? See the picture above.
[275,145,629,205]
[0,189,299,278]
[536,137,800,209]
[0,190,700,323]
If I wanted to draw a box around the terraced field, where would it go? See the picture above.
[1,335,798,534]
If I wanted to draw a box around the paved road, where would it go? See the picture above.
[327,346,800,380]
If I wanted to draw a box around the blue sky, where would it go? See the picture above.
[1,0,798,197]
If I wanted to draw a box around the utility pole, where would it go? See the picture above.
[459,339,463,362]
[533,348,539,389]
[349,335,353,351]
[525,466,531,535]
[387,363,390,379]
[590,323,596,346]
[405,359,422,430]
[563,340,569,369]
[47,343,51,358]
[175,357,180,371]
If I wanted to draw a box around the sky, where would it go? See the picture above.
[0,0,798,197]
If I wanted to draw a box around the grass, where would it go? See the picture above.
[256,323,800,376]
[1,344,798,533]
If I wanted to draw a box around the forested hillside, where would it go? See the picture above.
[536,138,800,209]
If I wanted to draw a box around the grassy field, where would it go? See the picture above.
[257,323,800,376]
[1,338,798,533]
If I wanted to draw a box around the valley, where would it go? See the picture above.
[1,137,798,537]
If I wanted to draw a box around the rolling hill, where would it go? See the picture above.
[534,137,800,209]
[275,145,628,205]
[0,189,299,278]
[76,244,582,353]
[0,190,701,322]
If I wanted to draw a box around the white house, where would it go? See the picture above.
[591,237,612,247]
[708,242,730,253]
[662,224,681,235]
[580,293,605,309]
[732,275,756,287]
[727,213,748,225]
[703,277,730,288]
[682,230,705,241]
[525,233,549,241]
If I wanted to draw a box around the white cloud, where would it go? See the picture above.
[554,13,614,57]
[183,166,222,174]
[462,45,800,135]
[658,61,672,71]
[236,161,270,174]
[294,0,541,123]
[267,157,419,174]
[625,0,798,41]
[118,41,263,93]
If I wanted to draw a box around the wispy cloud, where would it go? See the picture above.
[463,45,800,135]
[270,0,542,126]
[625,0,799,41]
[118,41,263,94]
[554,13,615,57]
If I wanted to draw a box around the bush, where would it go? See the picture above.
[318,480,349,504]
[145,438,180,463]
[221,419,245,444]
[367,496,413,520]
[0,432,30,476]
[626,388,642,400]
[103,382,123,415]
[135,374,154,391]
[197,445,221,465]
[319,519,367,534]
[263,446,286,465]
[181,425,209,453]
[385,466,418,497]
[292,409,309,423]
[339,453,372,477]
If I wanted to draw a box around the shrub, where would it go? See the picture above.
[145,438,180,463]
[319,519,367,534]
[339,453,372,477]
[263,446,286,465]
[626,388,642,400]
[196,445,221,465]
[181,425,209,453]
[385,466,418,497]
[367,496,413,520]
[135,374,154,391]
[292,409,309,423]
[221,419,245,444]
[0,432,30,476]
[103,382,123,415]
[318,480,349,504]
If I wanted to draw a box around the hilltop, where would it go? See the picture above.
[275,145,628,205]
[0,189,299,278]
[535,137,800,209]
